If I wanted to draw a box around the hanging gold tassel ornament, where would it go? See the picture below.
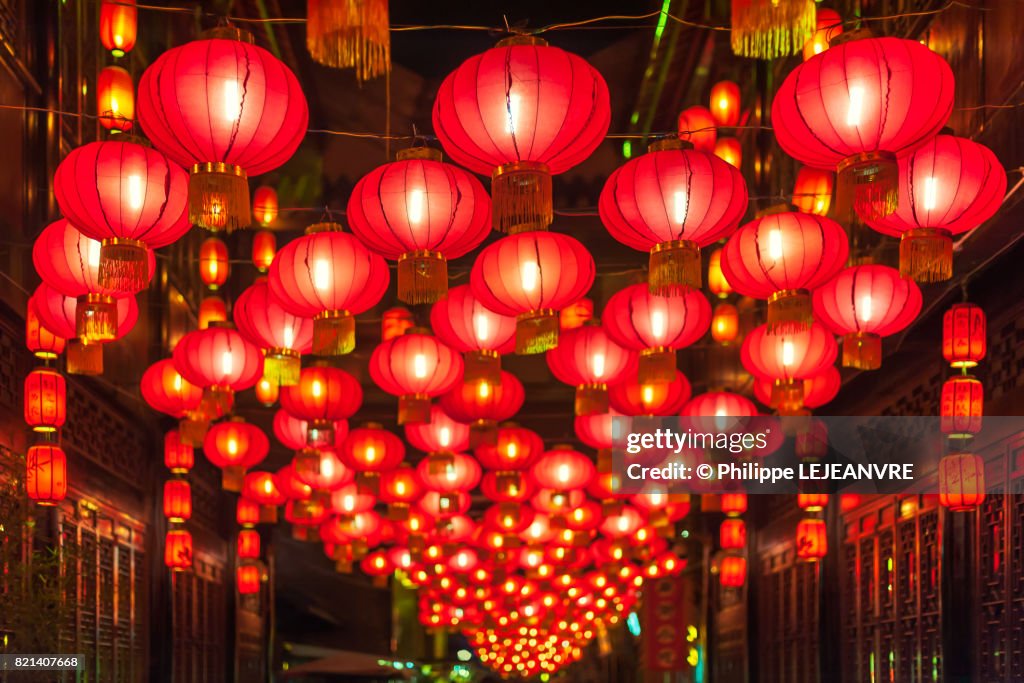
[843,332,882,370]
[492,161,553,233]
[767,289,813,334]
[575,384,609,417]
[771,378,805,415]
[306,0,392,82]
[263,348,301,386]
[189,162,251,232]
[76,294,118,342]
[99,238,149,293]
[649,240,702,295]
[178,414,210,447]
[397,393,430,425]
[313,310,356,356]
[67,339,103,376]
[200,385,235,420]
[730,0,816,60]
[900,228,953,283]
[638,347,676,384]
[516,309,559,355]
[835,151,899,222]
[397,250,447,305]
[463,350,501,386]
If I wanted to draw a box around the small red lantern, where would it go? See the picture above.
[141,359,203,419]
[242,471,288,523]
[237,498,261,527]
[439,371,525,446]
[430,284,516,386]
[941,376,983,439]
[198,297,227,330]
[199,238,229,290]
[252,231,276,271]
[280,364,362,442]
[361,550,394,586]
[203,418,270,491]
[163,480,192,522]
[608,371,692,416]
[719,554,746,587]
[25,296,65,360]
[709,81,741,127]
[531,446,596,492]
[252,186,279,227]
[406,406,470,455]
[339,424,406,490]
[546,323,637,415]
[683,392,758,435]
[803,8,842,61]
[294,448,352,493]
[382,308,415,342]
[172,323,264,416]
[741,323,838,412]
[711,303,740,344]
[475,425,544,474]
[254,377,279,407]
[26,444,68,506]
[795,518,828,560]
[164,430,194,473]
[943,303,986,368]
[369,329,463,424]
[237,530,261,559]
[164,529,193,570]
[237,564,261,594]
[707,248,732,298]
[234,278,315,386]
[24,368,66,433]
[417,453,482,502]
[792,166,834,216]
[719,519,746,549]
[380,466,422,519]
[97,66,134,131]
[720,493,748,517]
[677,106,717,152]
[938,452,985,511]
[714,138,742,169]
[754,366,840,412]
[100,0,137,55]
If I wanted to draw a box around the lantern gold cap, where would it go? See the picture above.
[405,326,432,336]
[208,320,236,330]
[201,26,256,44]
[305,222,343,235]
[497,35,548,48]
[397,147,443,162]
[648,137,688,153]
[361,422,384,430]
[830,27,873,48]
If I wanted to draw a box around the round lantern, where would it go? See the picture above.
[237,564,261,594]
[432,36,610,233]
[430,284,516,386]
[24,368,66,433]
[721,492,748,517]
[26,444,68,506]
[252,186,279,227]
[198,296,227,330]
[718,554,746,587]
[406,405,471,455]
[803,8,842,61]
[439,371,525,446]
[173,323,264,417]
[714,138,742,169]
[417,452,482,500]
[608,370,692,416]
[235,278,315,386]
[599,139,748,294]
[255,377,279,407]
[940,376,983,439]
[100,0,136,56]
[274,464,313,502]
[238,530,261,559]
[470,231,596,354]
[711,303,740,344]
[709,81,741,127]
[741,322,837,412]
[707,248,733,298]
[546,323,636,415]
[603,283,711,383]
[682,391,757,434]
[865,134,1006,282]
[163,480,192,523]
[164,430,194,473]
[252,231,276,271]
[339,424,406,491]
[203,417,270,491]
[199,237,229,290]
[272,409,347,451]
[347,147,491,304]
[677,106,717,152]
[813,265,922,369]
[164,529,193,570]
[719,519,746,549]
[237,498,261,527]
[369,329,463,424]
[938,452,985,511]
[96,66,134,132]
[531,446,596,492]
[141,358,203,419]
[795,519,828,561]
[475,425,544,473]
[943,303,985,368]
[771,31,954,221]
[380,466,422,519]
[280,364,362,444]
[136,27,309,231]
[753,365,840,412]
[722,212,848,333]
[295,449,352,493]
[26,296,65,360]
[53,139,189,293]
[269,222,390,356]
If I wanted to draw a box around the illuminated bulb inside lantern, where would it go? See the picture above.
[223,81,241,121]
[617,516,630,532]
[394,480,406,496]
[173,373,183,392]
[473,312,490,342]
[782,340,795,367]
[642,384,655,407]
[846,86,864,127]
[650,310,667,340]
[858,295,874,323]
[127,174,143,210]
[282,324,294,349]
[439,426,451,448]
[409,517,420,531]
[364,445,377,463]
[320,456,334,478]
[478,381,491,399]
[341,494,355,512]
[591,352,606,378]
[227,438,238,456]
[715,406,728,431]
[413,353,428,378]
[408,189,425,225]
[505,92,521,135]
[311,379,323,398]
[457,552,468,568]
[520,260,539,293]
[556,464,571,485]
[444,462,457,482]
[87,238,102,268]
[923,176,938,211]
[572,508,584,522]
[768,229,784,260]
[673,190,689,224]
[313,259,330,291]
[263,478,273,494]
[221,350,233,375]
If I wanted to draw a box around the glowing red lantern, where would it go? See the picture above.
[707,248,732,298]
[331,482,375,515]
[682,391,757,435]
[406,406,470,455]
[710,81,741,127]
[252,186,279,227]
[361,550,394,586]
[100,0,136,55]
[866,134,1006,282]
[797,493,829,511]
[238,530,261,559]
[417,453,482,497]
[599,139,748,293]
[241,473,287,525]
[164,430,194,474]
[792,166,834,216]
[719,519,746,549]
[339,424,406,489]
[369,329,463,424]
[753,365,840,412]
[252,231,276,271]
[430,284,516,386]
[722,212,848,332]
[771,32,954,221]
[164,529,193,570]
[803,8,842,61]
[741,322,837,412]
[237,564,261,594]
[163,480,192,522]
[796,518,828,560]
[294,448,353,493]
[677,106,717,152]
[272,409,347,451]
[96,66,134,131]
[279,363,362,445]
[198,297,227,330]
[714,138,742,169]
[25,296,65,360]
[274,464,313,501]
[137,28,309,231]
[141,359,203,418]
[254,377,279,407]
[711,303,740,344]
[26,444,67,505]
[348,147,491,304]
[608,370,692,416]
[943,303,985,368]
[546,323,636,415]
[941,376,983,439]
[237,498,261,527]
[813,265,922,369]
[719,554,746,587]
[938,452,985,511]
[432,36,610,233]
[439,371,525,445]
[24,368,65,432]
[172,323,264,416]
[470,232,596,354]
[380,466,422,519]
[531,446,596,492]
[721,493,748,517]
[475,425,544,473]
[603,284,711,383]
[601,506,645,539]
[203,418,270,491]
[199,237,229,290]
[269,223,389,355]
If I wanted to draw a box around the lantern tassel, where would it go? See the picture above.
[843,332,882,370]
[76,294,118,343]
[189,162,251,232]
[313,310,356,355]
[264,349,301,386]
[836,151,899,222]
[900,228,953,283]
[469,421,498,449]
[730,0,816,59]
[179,415,210,447]
[221,465,245,493]
[398,393,431,425]
[259,505,279,524]
[515,309,558,355]
[649,240,701,296]
[397,250,448,305]
[463,350,502,385]
[67,340,103,376]
[99,238,149,293]
[771,378,805,415]
[638,348,676,384]
[767,289,813,334]
[388,503,409,521]
[306,0,391,82]
[200,385,234,419]
[575,384,609,416]
[492,161,553,233]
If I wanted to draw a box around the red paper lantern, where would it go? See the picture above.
[274,465,313,501]
[26,444,67,506]
[380,466,422,517]
[272,409,348,451]
[711,303,740,344]
[682,391,757,434]
[753,366,840,411]
[546,323,637,415]
[279,363,362,445]
[26,296,65,360]
[31,286,135,373]
[100,0,136,55]
[599,139,748,293]
[141,359,203,419]
[369,329,463,424]
[361,550,394,584]
[172,323,264,416]
[475,425,544,473]
[943,303,985,368]
[722,212,848,332]
[164,430,194,473]
[603,284,711,383]
[330,482,375,515]
[241,471,287,519]
[792,166,834,216]
[938,452,985,511]
[198,297,227,330]
[941,376,983,439]
[96,66,134,132]
[382,308,415,342]
[406,405,471,455]
[269,223,389,356]
[481,472,537,504]
[707,248,733,298]
[199,237,229,290]
[797,493,829,511]
[430,284,516,387]
[772,32,954,221]
[24,368,66,432]
[866,134,1006,282]
[719,519,746,549]
[163,480,192,522]
[741,323,837,412]
[417,452,482,495]
[600,506,645,539]
[714,138,742,169]
[237,498,261,527]
[252,186,279,227]
[254,377,279,407]
[721,493,748,517]
[439,371,525,445]
[710,81,741,127]
[237,564,261,594]
[137,28,309,231]
[252,231,276,271]
[165,529,193,570]
[348,147,491,304]
[295,448,353,493]
[719,554,746,587]
[813,265,922,369]
[237,530,261,559]
[608,370,692,416]
[339,424,406,488]
[796,518,828,560]
[531,446,595,492]
[470,232,596,354]
[677,106,717,152]
[803,8,842,61]
[203,418,270,491]
[432,36,609,233]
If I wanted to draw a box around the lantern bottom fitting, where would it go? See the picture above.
[496,471,524,497]
[388,502,410,521]
[602,500,624,518]
[843,332,882,370]
[836,151,898,222]
[189,162,251,232]
[767,289,813,335]
[67,339,103,376]
[397,250,448,305]
[515,309,558,355]
[463,349,502,385]
[259,505,278,524]
[649,240,701,295]
[221,465,246,493]
[264,348,301,386]
[179,415,211,447]
[76,293,118,343]
[729,0,816,59]
[306,420,335,448]
[900,228,953,284]
[638,347,676,384]
[575,383,609,416]
[771,378,805,415]
[469,420,498,449]
[312,310,355,356]
[398,393,431,425]
[99,238,149,294]
[357,471,381,496]
[596,448,613,473]
[491,161,553,233]
[200,385,235,420]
